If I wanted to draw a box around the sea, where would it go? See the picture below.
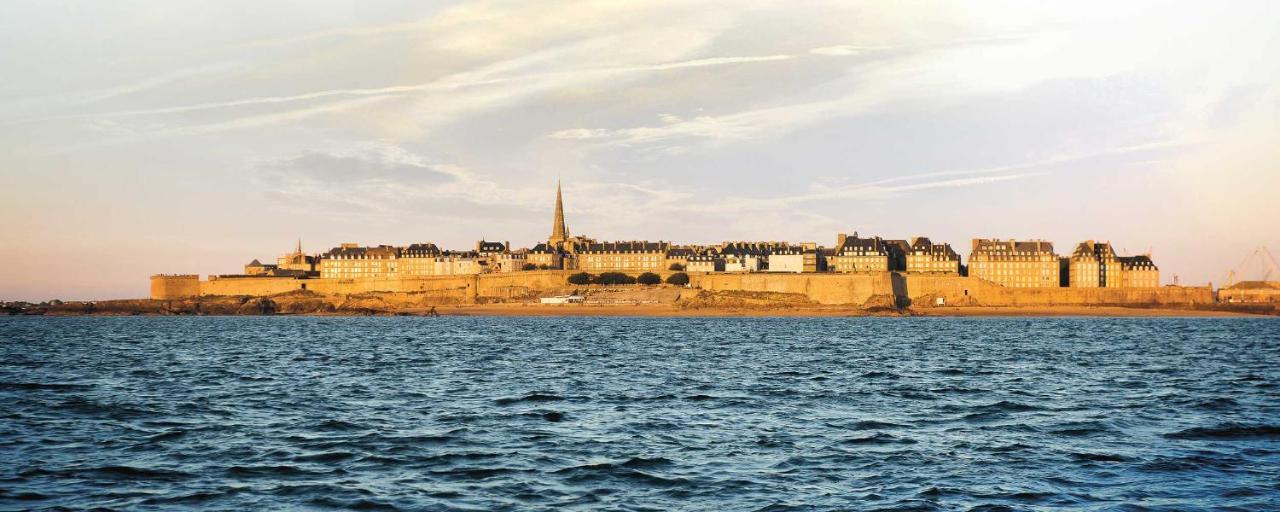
[1,316,1278,511]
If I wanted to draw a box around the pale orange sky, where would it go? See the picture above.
[2,1,1278,300]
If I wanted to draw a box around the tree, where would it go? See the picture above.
[665,272,690,286]
[522,263,538,271]
[567,272,592,285]
[668,263,685,271]
[595,272,636,285]
[538,264,550,270]
[637,272,661,285]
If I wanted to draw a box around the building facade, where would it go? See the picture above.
[1068,241,1117,288]
[969,239,1059,288]
[397,243,442,276]
[320,244,400,279]
[905,237,961,274]
[576,241,671,272]
[829,233,891,273]
[1117,255,1160,287]
[767,244,822,273]
[1069,241,1160,287]
[687,255,724,272]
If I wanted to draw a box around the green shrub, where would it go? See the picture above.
[668,263,685,271]
[522,263,538,271]
[595,272,636,285]
[567,272,592,285]
[665,272,690,285]
[637,272,661,285]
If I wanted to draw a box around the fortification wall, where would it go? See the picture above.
[199,277,309,297]
[198,275,478,301]
[697,272,894,305]
[149,275,201,300]
[905,274,1214,306]
[1218,287,1280,304]
[163,270,1212,308]
[192,271,578,303]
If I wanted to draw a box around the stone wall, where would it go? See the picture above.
[157,270,1214,308]
[696,272,895,305]
[905,274,1214,307]
[1218,286,1280,304]
[149,275,200,300]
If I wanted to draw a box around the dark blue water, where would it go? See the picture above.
[1,317,1278,511]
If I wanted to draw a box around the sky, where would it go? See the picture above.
[1,1,1278,300]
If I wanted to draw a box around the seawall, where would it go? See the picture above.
[151,271,1215,308]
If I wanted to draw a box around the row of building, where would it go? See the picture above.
[237,182,1160,288]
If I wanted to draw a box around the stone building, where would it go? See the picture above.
[665,247,696,270]
[576,241,671,272]
[1068,241,1117,288]
[829,233,891,273]
[432,251,483,275]
[969,239,1059,288]
[1116,255,1160,287]
[243,259,277,276]
[475,240,509,257]
[242,240,319,277]
[1068,241,1160,288]
[767,243,823,273]
[495,251,529,273]
[687,254,725,272]
[398,243,443,276]
[905,237,961,274]
[527,242,564,270]
[277,239,318,274]
[717,242,785,272]
[320,244,400,279]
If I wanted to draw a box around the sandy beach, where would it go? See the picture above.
[429,303,1266,318]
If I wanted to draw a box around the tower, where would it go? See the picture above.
[550,180,568,245]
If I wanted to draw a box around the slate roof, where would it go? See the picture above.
[477,240,507,253]
[402,243,442,257]
[529,243,561,254]
[578,241,670,253]
[972,239,1056,256]
[1117,255,1158,270]
[836,235,887,255]
[908,237,959,258]
[324,245,400,259]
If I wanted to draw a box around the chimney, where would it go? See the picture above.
[836,233,847,248]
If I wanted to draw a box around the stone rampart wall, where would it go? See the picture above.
[159,270,1214,307]
[1218,287,1280,304]
[697,272,895,305]
[149,275,201,300]
[906,274,1214,306]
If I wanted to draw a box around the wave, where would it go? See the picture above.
[495,393,564,405]
[841,432,917,445]
[0,382,93,391]
[1072,452,1127,462]
[1164,424,1280,440]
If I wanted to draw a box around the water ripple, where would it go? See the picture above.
[1,316,1278,510]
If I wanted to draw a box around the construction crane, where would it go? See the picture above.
[1224,246,1280,287]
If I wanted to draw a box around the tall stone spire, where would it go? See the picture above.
[550,180,568,244]
[296,238,303,255]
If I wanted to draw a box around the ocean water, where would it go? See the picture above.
[1,317,1278,511]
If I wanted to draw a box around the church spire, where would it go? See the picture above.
[550,180,568,244]
[296,238,303,255]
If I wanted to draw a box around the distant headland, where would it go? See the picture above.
[7,182,1277,317]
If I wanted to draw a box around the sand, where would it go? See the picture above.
[424,303,1264,318]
